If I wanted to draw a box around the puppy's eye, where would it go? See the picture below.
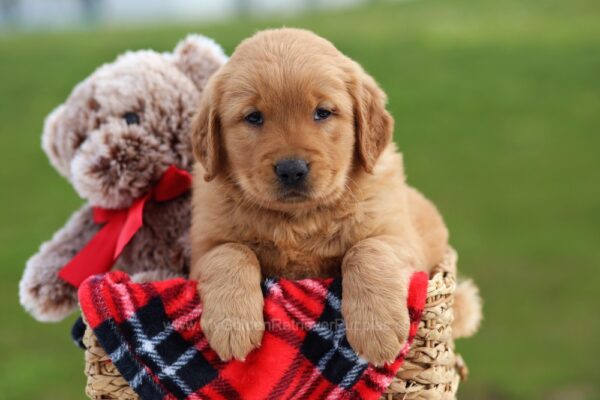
[314,108,332,121]
[244,111,263,126]
[123,112,140,125]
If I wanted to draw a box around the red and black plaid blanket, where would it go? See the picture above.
[79,271,428,400]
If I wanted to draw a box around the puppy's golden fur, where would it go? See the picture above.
[190,28,449,365]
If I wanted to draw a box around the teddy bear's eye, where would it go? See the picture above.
[123,112,140,125]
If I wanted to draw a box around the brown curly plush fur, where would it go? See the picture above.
[19,35,227,322]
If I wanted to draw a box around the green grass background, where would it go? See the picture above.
[1,0,599,398]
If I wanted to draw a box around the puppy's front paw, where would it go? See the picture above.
[343,293,410,366]
[201,288,265,361]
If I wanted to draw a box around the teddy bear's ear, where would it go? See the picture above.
[173,34,228,91]
[41,104,71,178]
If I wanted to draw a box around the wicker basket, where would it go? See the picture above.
[82,251,467,400]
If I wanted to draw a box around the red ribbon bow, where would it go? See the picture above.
[58,165,192,287]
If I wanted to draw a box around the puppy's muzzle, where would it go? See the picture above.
[274,158,309,189]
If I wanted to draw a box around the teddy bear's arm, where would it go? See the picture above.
[19,203,100,322]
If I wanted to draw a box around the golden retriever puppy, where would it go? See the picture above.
[189,28,448,366]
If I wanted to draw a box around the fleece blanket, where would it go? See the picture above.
[79,271,428,400]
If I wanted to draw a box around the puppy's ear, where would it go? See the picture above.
[349,65,394,173]
[191,79,222,181]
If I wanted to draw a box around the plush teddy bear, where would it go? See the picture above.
[19,34,227,322]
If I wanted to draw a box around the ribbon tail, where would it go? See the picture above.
[58,214,126,287]
[114,195,148,258]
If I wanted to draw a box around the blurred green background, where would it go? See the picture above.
[1,0,599,399]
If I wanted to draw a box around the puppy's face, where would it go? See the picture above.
[217,59,357,209]
[193,29,393,211]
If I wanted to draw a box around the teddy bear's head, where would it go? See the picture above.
[42,35,226,209]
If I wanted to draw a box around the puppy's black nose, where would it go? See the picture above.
[274,159,309,187]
